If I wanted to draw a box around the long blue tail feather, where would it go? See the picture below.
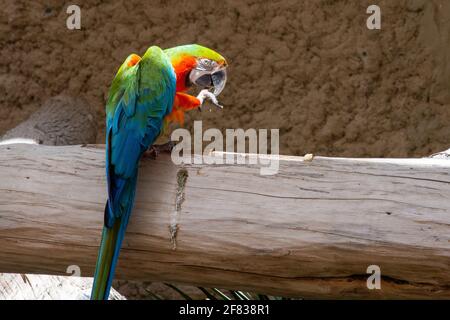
[91,176,136,300]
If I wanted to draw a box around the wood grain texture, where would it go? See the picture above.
[0,144,449,299]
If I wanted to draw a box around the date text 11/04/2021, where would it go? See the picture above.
[179,304,270,317]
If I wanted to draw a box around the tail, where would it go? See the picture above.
[90,203,130,300]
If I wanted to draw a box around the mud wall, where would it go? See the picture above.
[1,0,449,157]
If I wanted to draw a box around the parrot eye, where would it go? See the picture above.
[197,58,217,71]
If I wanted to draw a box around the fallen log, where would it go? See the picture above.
[0,95,107,300]
[0,144,449,299]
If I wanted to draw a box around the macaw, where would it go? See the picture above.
[91,44,227,300]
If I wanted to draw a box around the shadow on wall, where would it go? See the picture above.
[0,0,449,157]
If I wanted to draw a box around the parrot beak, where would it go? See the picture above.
[211,67,227,96]
[189,59,228,96]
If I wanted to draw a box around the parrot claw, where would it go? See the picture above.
[196,89,223,110]
[211,100,224,109]
[144,141,175,159]
[143,146,159,159]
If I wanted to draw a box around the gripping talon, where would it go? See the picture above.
[196,89,223,110]
[157,140,175,153]
[144,141,175,159]
[143,146,159,159]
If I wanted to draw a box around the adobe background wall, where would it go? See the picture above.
[1,0,449,157]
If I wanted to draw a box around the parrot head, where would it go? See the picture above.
[164,44,228,96]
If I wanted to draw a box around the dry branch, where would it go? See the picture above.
[0,144,449,299]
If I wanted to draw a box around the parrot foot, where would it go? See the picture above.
[197,89,223,110]
[144,141,175,159]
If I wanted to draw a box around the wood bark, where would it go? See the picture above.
[0,144,449,299]
[0,95,102,299]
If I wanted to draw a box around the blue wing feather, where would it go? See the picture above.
[92,47,176,300]
[105,47,176,225]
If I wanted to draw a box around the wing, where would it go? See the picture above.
[105,46,176,226]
